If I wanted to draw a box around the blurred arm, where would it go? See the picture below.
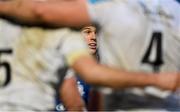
[60,77,86,111]
[0,0,91,27]
[71,55,179,91]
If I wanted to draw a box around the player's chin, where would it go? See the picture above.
[89,49,96,54]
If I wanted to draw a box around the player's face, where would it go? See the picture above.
[82,26,97,54]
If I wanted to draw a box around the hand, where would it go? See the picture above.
[156,73,179,91]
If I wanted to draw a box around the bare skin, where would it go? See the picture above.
[81,26,97,54]
[72,54,179,91]
[0,0,91,27]
[60,77,85,111]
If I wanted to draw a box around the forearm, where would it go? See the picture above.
[93,66,158,89]
[72,55,158,89]
[79,64,156,89]
[0,1,42,26]
[60,77,86,111]
[0,0,91,27]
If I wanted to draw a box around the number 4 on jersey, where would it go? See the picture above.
[141,32,164,72]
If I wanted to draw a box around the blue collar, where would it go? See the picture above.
[176,0,180,4]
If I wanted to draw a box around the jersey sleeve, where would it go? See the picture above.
[60,29,90,66]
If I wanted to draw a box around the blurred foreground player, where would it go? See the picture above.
[0,19,91,110]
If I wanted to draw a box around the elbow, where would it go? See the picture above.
[78,68,100,86]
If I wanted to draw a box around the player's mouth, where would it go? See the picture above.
[88,43,96,49]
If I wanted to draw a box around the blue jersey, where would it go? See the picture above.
[76,77,91,105]
[88,0,107,4]
[55,75,91,111]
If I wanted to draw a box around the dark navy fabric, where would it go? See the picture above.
[76,77,91,105]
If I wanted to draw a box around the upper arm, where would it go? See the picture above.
[71,55,101,85]
[36,0,91,28]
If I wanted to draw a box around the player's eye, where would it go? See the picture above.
[87,31,91,34]
[94,31,97,34]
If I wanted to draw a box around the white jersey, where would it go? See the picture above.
[0,20,89,110]
[87,0,180,105]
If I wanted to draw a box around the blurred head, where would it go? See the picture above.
[81,26,97,54]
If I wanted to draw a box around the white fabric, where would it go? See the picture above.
[0,20,89,110]
[87,0,180,97]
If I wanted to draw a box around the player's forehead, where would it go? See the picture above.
[81,26,96,32]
